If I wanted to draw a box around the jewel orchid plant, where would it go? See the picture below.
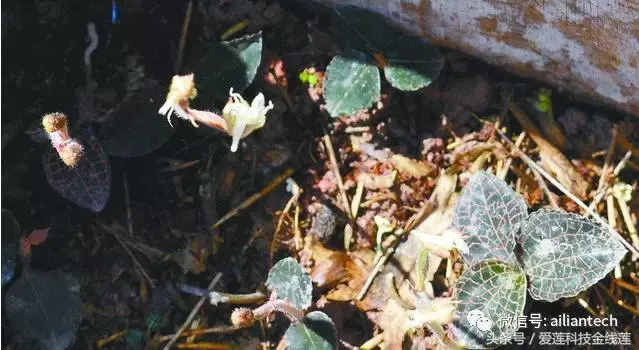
[158,73,274,152]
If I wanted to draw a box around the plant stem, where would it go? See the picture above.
[252,299,304,322]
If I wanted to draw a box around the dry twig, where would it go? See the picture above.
[158,325,243,343]
[163,273,223,350]
[322,134,353,219]
[494,127,639,259]
[99,223,154,286]
[212,168,295,229]
[174,0,193,73]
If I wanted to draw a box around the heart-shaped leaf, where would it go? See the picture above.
[450,261,527,349]
[323,51,380,117]
[5,269,83,350]
[43,129,111,212]
[195,32,263,101]
[98,82,173,157]
[453,171,528,266]
[265,257,312,310]
[283,311,337,350]
[383,35,445,91]
[330,5,395,53]
[519,209,627,302]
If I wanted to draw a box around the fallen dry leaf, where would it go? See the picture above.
[411,173,458,285]
[509,102,589,198]
[358,170,397,190]
[379,298,411,350]
[389,154,436,179]
[448,141,507,171]
[304,236,350,288]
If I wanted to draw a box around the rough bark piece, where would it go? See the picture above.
[313,0,639,117]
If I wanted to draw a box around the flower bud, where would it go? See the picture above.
[58,140,84,167]
[231,307,255,327]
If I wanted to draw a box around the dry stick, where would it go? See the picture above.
[174,0,193,74]
[158,325,243,342]
[351,180,365,218]
[175,342,232,349]
[96,330,127,348]
[359,333,384,350]
[323,134,353,219]
[588,150,632,214]
[346,180,365,250]
[357,246,395,300]
[615,195,639,251]
[491,128,557,208]
[597,284,639,317]
[123,172,133,236]
[345,126,371,133]
[209,291,266,306]
[212,168,295,229]
[594,126,618,196]
[270,188,301,266]
[613,151,633,174]
[357,200,438,300]
[498,131,526,180]
[495,128,639,258]
[293,202,302,250]
[323,134,361,254]
[613,278,639,294]
[164,273,223,350]
[531,166,560,209]
[588,126,619,211]
[103,225,154,286]
[606,195,618,230]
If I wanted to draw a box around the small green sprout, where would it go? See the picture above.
[298,68,318,85]
[534,88,553,113]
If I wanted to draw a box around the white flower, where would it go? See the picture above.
[612,182,633,203]
[158,74,198,127]
[411,227,469,258]
[222,88,274,152]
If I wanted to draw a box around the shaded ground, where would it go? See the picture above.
[2,1,638,349]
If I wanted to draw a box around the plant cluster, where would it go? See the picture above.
[448,171,627,348]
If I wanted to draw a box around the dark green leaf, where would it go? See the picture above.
[330,6,395,53]
[453,171,528,266]
[266,257,312,310]
[323,51,380,118]
[195,32,263,101]
[5,269,83,350]
[519,209,626,302]
[284,311,337,350]
[43,129,111,212]
[450,261,527,349]
[383,36,445,91]
[98,81,173,157]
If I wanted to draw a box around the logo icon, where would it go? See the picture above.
[466,309,493,332]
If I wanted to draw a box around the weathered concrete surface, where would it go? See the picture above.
[315,0,639,117]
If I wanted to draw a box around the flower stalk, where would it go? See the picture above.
[41,112,83,167]
[158,74,274,152]
[230,293,304,328]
